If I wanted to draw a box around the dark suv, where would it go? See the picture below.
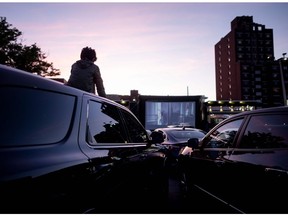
[0,64,168,213]
[179,106,288,213]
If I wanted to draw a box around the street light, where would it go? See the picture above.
[279,53,287,106]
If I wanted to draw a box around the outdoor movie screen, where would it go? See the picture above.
[145,101,196,130]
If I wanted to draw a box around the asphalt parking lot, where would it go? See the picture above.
[166,174,241,214]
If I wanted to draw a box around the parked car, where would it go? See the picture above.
[0,64,168,213]
[154,126,206,158]
[178,106,288,213]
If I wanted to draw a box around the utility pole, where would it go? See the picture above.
[279,53,287,106]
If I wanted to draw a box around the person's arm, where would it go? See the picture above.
[94,69,106,98]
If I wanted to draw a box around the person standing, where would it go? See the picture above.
[67,47,106,97]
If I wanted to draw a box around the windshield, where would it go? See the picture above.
[170,130,205,141]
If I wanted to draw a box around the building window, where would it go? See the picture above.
[273,73,278,78]
[243,88,249,93]
[243,80,250,86]
[243,65,248,70]
[258,33,263,38]
[256,91,262,96]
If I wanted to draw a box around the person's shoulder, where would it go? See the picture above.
[92,63,100,71]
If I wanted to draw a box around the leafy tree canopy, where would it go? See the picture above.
[0,17,60,76]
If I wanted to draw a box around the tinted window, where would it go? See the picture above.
[203,118,244,148]
[86,101,128,144]
[0,87,75,146]
[120,109,148,143]
[170,130,205,140]
[240,114,288,148]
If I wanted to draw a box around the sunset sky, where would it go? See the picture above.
[1,1,288,100]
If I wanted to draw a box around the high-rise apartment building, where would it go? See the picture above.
[214,16,287,107]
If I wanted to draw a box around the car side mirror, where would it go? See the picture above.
[187,138,199,149]
[150,131,164,144]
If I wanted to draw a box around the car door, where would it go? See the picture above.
[227,113,288,213]
[78,96,167,212]
[118,107,169,203]
[181,117,245,212]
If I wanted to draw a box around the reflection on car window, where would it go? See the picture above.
[171,131,205,140]
[120,110,148,143]
[87,101,128,144]
[240,114,288,148]
[204,118,244,148]
[0,87,75,146]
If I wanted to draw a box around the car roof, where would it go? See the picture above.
[0,64,126,109]
[155,127,205,132]
[0,64,85,95]
[210,106,288,132]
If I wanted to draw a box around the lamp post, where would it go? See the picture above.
[279,53,287,106]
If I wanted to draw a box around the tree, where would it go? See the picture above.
[0,17,60,76]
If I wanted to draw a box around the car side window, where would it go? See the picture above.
[0,87,75,146]
[203,118,244,148]
[240,114,288,148]
[120,109,149,143]
[86,101,129,144]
